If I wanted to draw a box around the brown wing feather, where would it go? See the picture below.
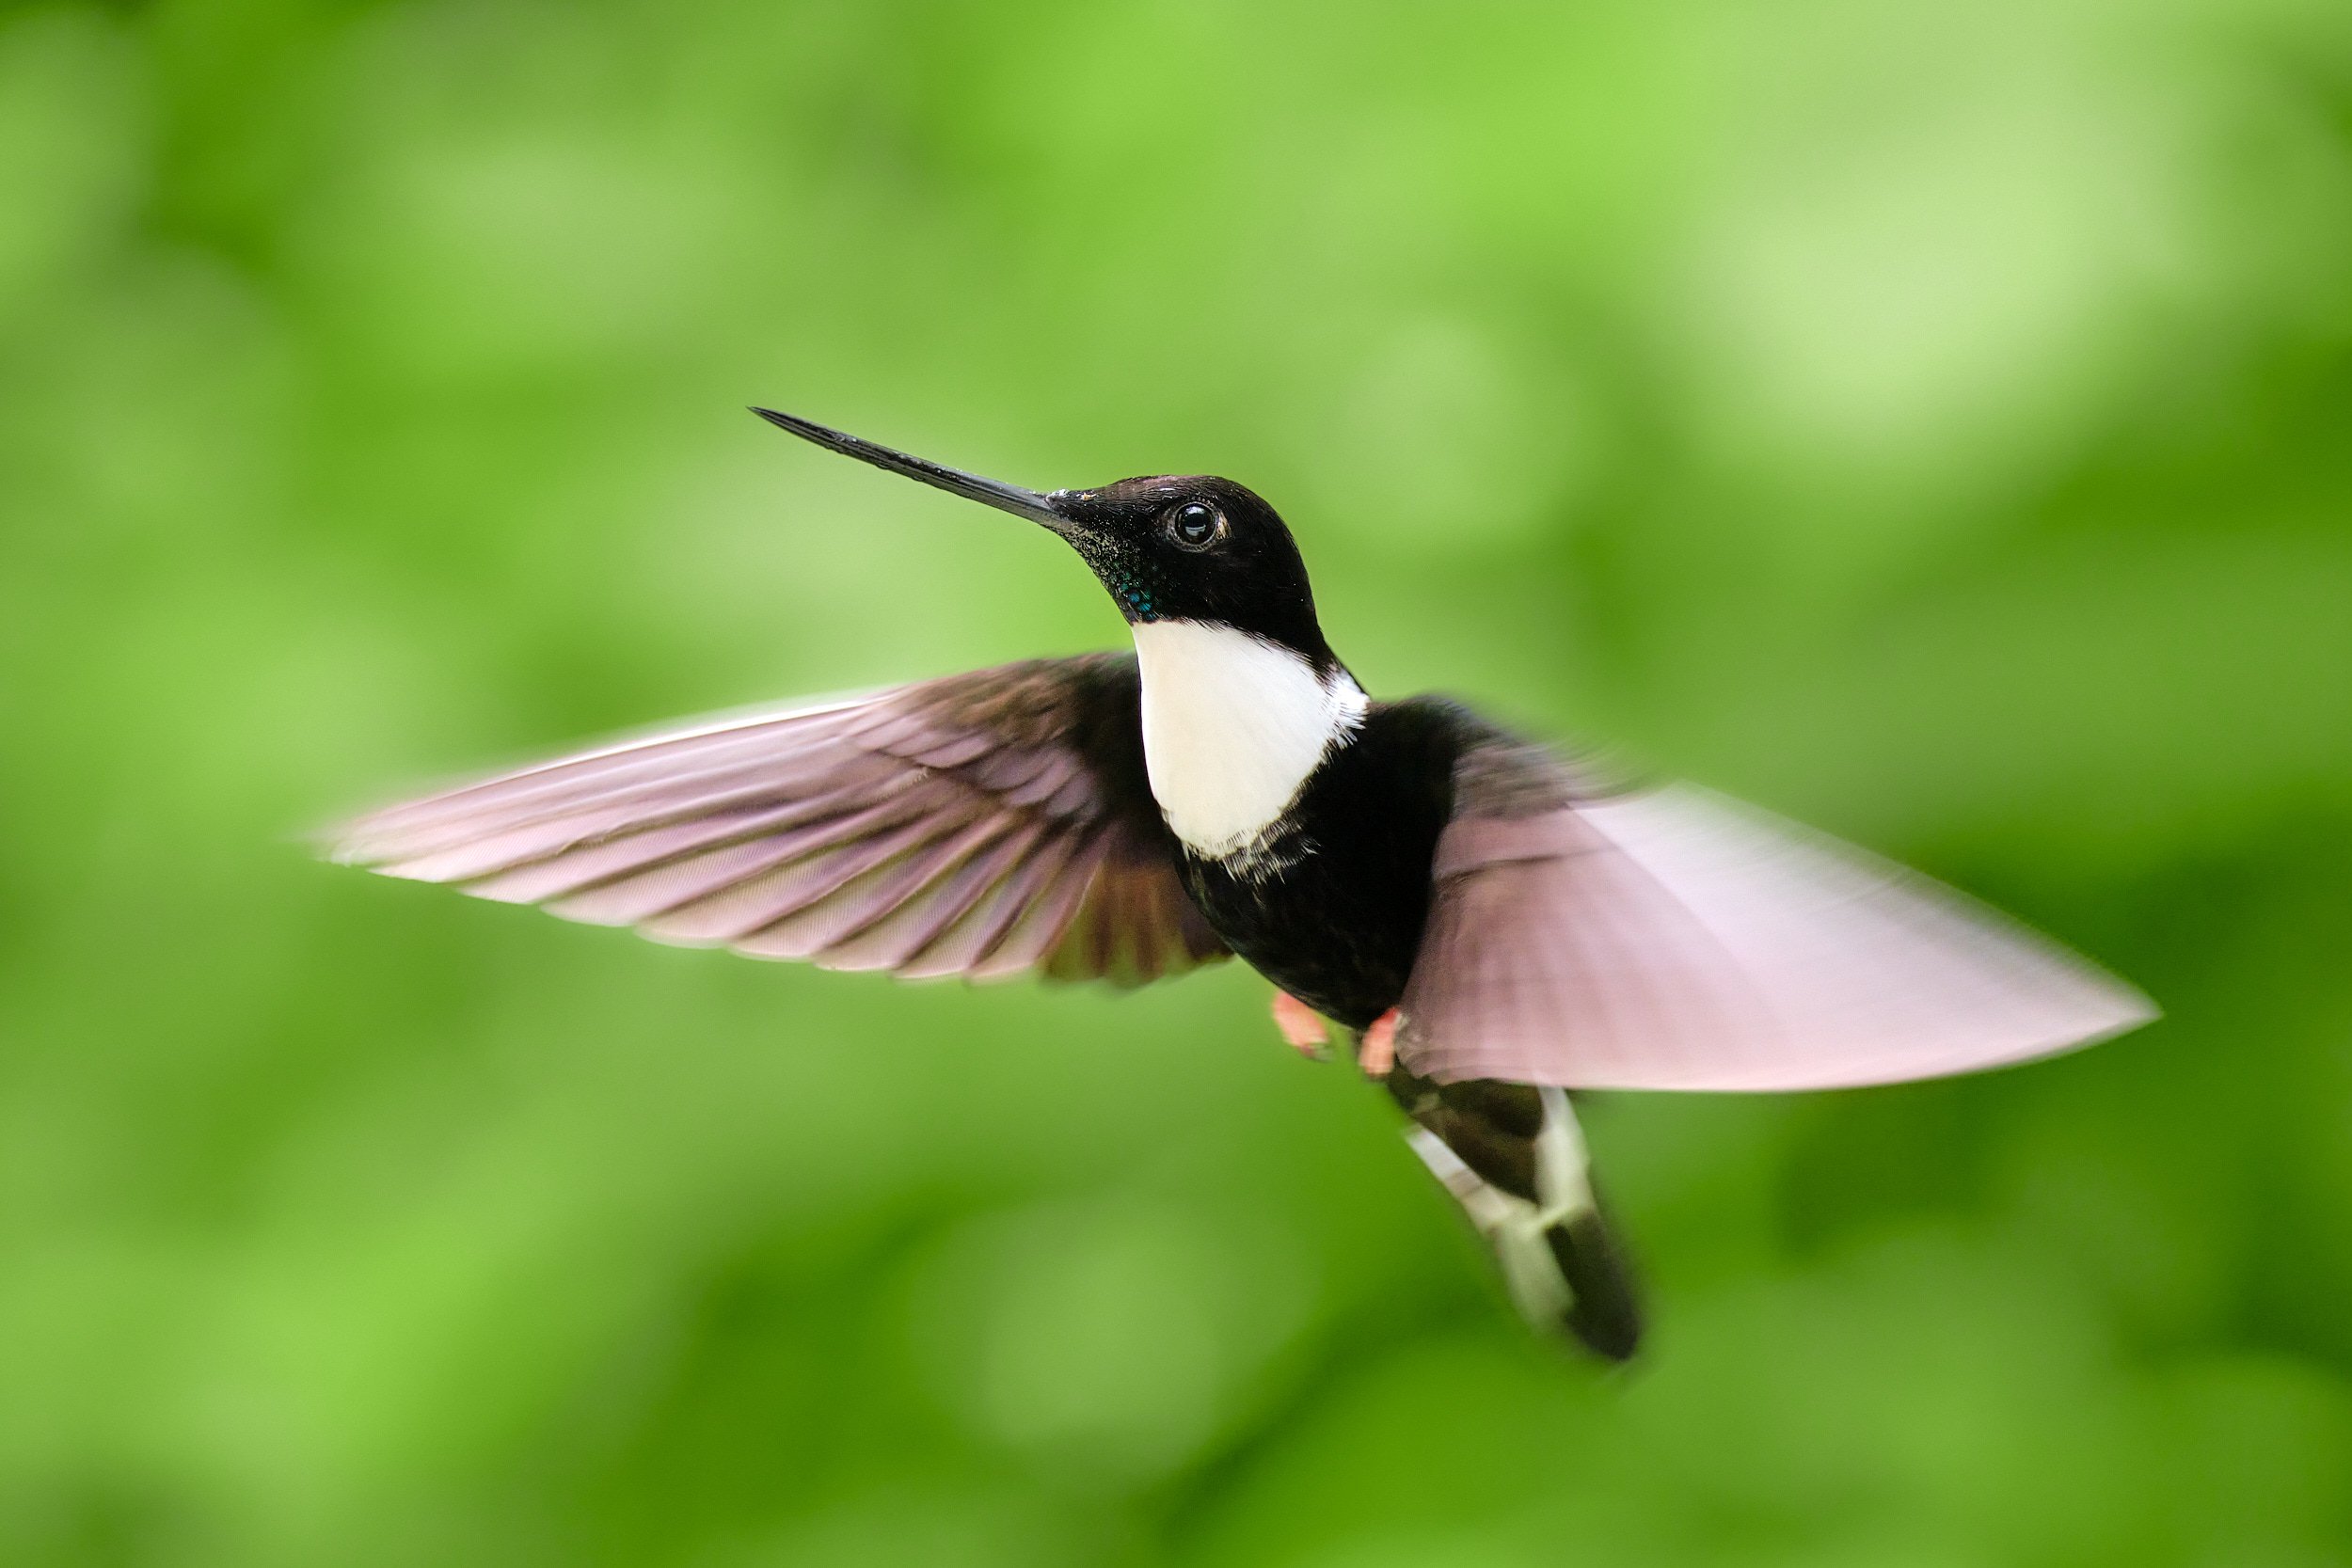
[1396,740,2154,1091]
[332,656,1225,988]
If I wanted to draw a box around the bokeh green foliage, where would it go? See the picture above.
[5,0,2352,1561]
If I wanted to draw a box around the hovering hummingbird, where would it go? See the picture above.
[335,407,2155,1359]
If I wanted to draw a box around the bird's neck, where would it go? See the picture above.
[1129,619,1367,861]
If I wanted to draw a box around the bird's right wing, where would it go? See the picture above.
[1394,736,2154,1091]
[331,654,1225,986]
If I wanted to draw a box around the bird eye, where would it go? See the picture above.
[1166,502,1227,551]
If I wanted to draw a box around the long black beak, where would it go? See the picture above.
[752,407,1065,530]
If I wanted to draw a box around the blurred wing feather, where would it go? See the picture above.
[333,656,1224,988]
[1398,763,2154,1090]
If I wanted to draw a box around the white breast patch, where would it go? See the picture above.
[1130,619,1367,861]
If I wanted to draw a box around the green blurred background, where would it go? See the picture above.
[6,0,2352,1561]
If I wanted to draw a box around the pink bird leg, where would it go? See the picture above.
[1271,990,1327,1054]
[1359,1009,1399,1076]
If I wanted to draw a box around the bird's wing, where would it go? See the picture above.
[1393,735,2154,1090]
[331,654,1226,986]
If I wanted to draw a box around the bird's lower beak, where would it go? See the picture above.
[752,406,1071,533]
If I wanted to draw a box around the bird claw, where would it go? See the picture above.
[1271,990,1328,1055]
[1359,1008,1399,1077]
[1271,991,1398,1077]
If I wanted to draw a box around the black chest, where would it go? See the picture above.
[1177,703,1461,1029]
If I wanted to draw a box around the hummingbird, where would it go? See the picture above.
[334,407,2155,1359]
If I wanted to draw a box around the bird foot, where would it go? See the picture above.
[1271,990,1328,1055]
[1359,1009,1399,1077]
[1272,993,1398,1076]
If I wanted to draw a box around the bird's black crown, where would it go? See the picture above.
[1047,476,1332,666]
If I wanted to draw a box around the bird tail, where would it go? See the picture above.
[1393,1077,1644,1360]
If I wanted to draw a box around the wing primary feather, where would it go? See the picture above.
[454,775,916,907]
[893,827,1086,980]
[970,831,1116,981]
[640,803,974,945]
[545,783,954,930]
[813,819,1050,974]
[340,704,871,853]
[733,812,1018,961]
[353,743,898,874]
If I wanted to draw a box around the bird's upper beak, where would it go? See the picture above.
[752,406,1072,533]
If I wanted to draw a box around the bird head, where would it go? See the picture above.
[753,408,1335,670]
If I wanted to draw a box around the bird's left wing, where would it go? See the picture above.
[1393,732,2154,1090]
[331,654,1225,986]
